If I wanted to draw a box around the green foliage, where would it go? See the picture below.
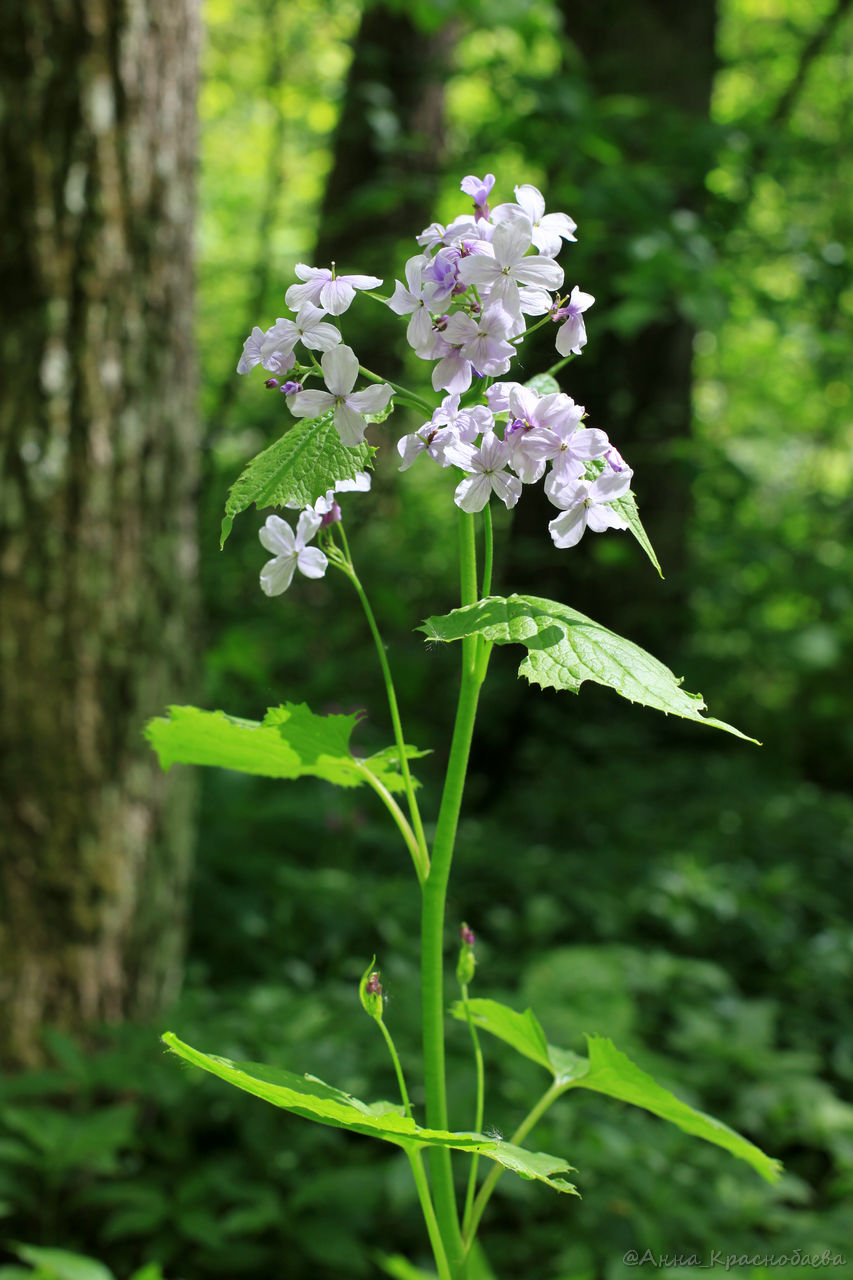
[422,595,753,737]
[145,702,424,792]
[220,412,375,545]
[0,1246,163,1280]
[450,1000,780,1182]
[161,1033,578,1195]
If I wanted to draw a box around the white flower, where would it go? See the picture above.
[457,218,563,317]
[285,266,383,316]
[545,467,632,549]
[265,304,342,354]
[289,345,392,446]
[444,434,522,513]
[492,185,577,257]
[554,286,595,356]
[259,510,328,596]
[387,256,442,352]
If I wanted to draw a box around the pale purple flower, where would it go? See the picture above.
[461,173,496,220]
[397,396,487,471]
[387,256,442,352]
[485,381,525,414]
[545,468,633,549]
[259,510,328,596]
[457,219,563,318]
[445,434,522,513]
[492,185,577,257]
[416,216,480,251]
[285,265,383,316]
[442,303,516,376]
[289,345,392,446]
[554,286,595,356]
[522,398,609,486]
[430,337,474,396]
[237,326,267,375]
[502,386,580,484]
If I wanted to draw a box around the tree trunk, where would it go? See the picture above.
[0,0,200,1066]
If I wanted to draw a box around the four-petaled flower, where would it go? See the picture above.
[259,510,328,596]
[554,286,595,356]
[444,434,522,513]
[290,346,392,445]
[285,265,383,316]
[545,468,633,548]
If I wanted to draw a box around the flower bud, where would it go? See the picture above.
[264,377,279,389]
[456,922,476,986]
[359,956,384,1021]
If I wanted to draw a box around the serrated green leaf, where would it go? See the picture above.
[451,1001,780,1183]
[145,702,423,792]
[220,412,374,546]
[11,1246,114,1280]
[161,1033,578,1196]
[525,372,561,396]
[568,1037,782,1184]
[421,595,755,740]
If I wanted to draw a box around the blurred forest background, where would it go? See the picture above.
[1,0,851,1277]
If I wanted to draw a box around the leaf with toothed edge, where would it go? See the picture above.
[219,410,376,546]
[144,702,425,792]
[421,595,756,740]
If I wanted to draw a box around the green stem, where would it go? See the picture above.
[358,365,435,414]
[481,504,493,599]
[460,983,485,1238]
[375,1018,452,1280]
[463,1080,566,1251]
[421,510,488,1277]
[338,527,430,880]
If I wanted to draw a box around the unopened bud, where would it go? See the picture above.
[456,922,476,986]
[359,956,384,1020]
[264,377,279,389]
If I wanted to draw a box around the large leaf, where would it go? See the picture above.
[451,1000,779,1183]
[220,411,374,546]
[421,595,755,740]
[570,1036,782,1184]
[162,1033,578,1195]
[145,702,424,793]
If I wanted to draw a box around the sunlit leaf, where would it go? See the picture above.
[421,595,755,739]
[220,411,373,546]
[162,1033,578,1195]
[10,1246,114,1280]
[145,702,423,792]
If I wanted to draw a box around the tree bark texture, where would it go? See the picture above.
[0,0,200,1065]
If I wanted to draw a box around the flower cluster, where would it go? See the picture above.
[397,380,632,547]
[236,270,392,446]
[389,173,592,392]
[237,174,636,593]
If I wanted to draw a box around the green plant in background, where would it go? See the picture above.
[0,1244,163,1280]
[146,175,780,1279]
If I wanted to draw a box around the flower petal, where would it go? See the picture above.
[549,505,588,549]
[290,389,336,419]
[334,400,368,446]
[296,546,329,579]
[348,383,392,415]
[321,344,359,396]
[259,515,296,557]
[260,554,297,596]
[454,473,492,513]
[490,470,522,509]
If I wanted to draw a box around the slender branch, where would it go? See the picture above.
[338,526,430,878]
[463,1079,566,1250]
[480,504,494,600]
[358,365,435,414]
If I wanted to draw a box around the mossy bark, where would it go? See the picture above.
[0,0,200,1066]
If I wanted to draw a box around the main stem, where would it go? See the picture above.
[421,510,486,1278]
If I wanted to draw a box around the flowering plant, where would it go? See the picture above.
[147,176,779,1279]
